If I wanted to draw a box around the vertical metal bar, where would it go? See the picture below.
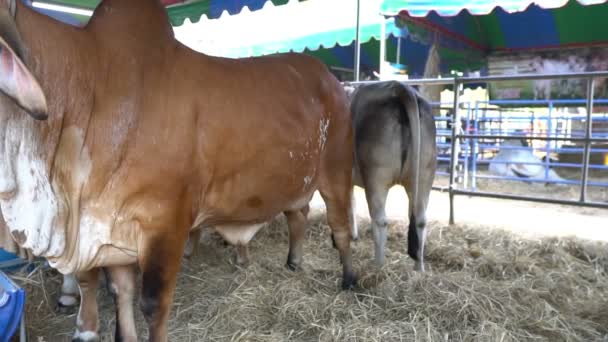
[545,103,552,180]
[20,309,26,342]
[581,77,595,202]
[379,15,386,77]
[396,36,402,64]
[463,102,471,190]
[354,0,361,81]
[449,80,462,225]
[499,108,503,137]
[472,101,479,191]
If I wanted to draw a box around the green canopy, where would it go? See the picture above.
[34,0,305,26]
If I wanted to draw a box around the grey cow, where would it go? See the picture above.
[347,81,437,271]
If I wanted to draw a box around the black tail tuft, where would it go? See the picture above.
[407,215,419,260]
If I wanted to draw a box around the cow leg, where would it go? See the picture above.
[285,209,308,270]
[321,190,357,289]
[300,203,310,219]
[106,265,137,342]
[235,244,250,266]
[57,274,79,313]
[363,179,390,267]
[318,166,357,290]
[317,117,357,289]
[404,179,432,272]
[350,188,359,241]
[183,229,201,258]
[139,232,187,342]
[73,268,100,342]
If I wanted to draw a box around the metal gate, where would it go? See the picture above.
[348,71,608,224]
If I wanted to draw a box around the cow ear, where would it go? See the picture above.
[0,36,48,120]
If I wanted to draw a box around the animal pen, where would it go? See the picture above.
[352,70,608,223]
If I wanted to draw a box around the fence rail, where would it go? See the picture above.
[348,71,608,223]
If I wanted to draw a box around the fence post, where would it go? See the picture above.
[449,80,462,225]
[464,102,471,190]
[354,0,361,81]
[581,77,595,202]
[545,102,553,180]
[472,101,479,191]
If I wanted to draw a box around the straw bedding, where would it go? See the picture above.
[14,208,608,341]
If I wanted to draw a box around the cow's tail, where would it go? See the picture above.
[397,84,421,223]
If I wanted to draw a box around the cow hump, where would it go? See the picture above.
[86,0,174,44]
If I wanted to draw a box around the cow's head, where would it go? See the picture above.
[0,0,48,120]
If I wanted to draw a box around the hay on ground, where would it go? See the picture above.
[13,209,608,341]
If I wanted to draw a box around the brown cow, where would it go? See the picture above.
[0,0,356,341]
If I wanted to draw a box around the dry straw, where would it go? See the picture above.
[16,209,608,341]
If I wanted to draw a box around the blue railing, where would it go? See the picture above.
[430,98,608,190]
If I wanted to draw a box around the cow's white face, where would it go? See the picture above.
[0,28,65,260]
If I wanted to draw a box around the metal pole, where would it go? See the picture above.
[452,189,608,209]
[348,70,608,86]
[20,309,26,342]
[581,77,595,202]
[354,0,361,81]
[464,102,471,190]
[449,80,462,225]
[454,134,605,143]
[472,101,479,191]
[379,15,386,78]
[396,36,402,64]
[545,102,553,181]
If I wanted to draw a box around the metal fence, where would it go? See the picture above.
[349,71,608,224]
[459,101,608,189]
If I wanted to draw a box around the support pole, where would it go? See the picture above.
[20,310,26,342]
[545,102,553,181]
[379,15,386,78]
[449,80,462,225]
[396,36,401,64]
[354,0,361,81]
[581,77,595,202]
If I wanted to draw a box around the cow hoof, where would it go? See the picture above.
[72,331,100,342]
[56,295,79,314]
[183,247,194,259]
[57,303,76,315]
[285,261,300,271]
[341,273,358,290]
[235,258,250,268]
[341,275,357,290]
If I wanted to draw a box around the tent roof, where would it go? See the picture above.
[175,0,608,73]
[173,0,407,58]
[32,0,303,26]
[396,0,608,53]
[380,0,606,16]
